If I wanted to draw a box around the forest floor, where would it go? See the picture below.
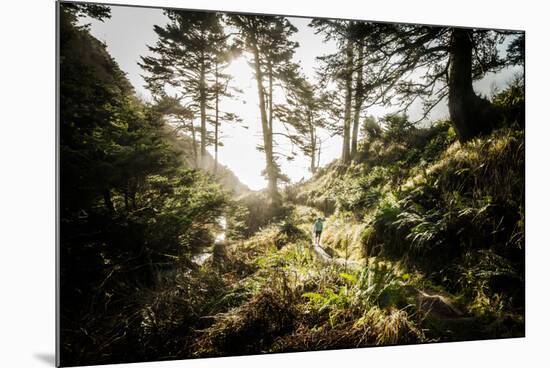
[186,202,497,358]
[182,124,526,358]
[311,238,465,320]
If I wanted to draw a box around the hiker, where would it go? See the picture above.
[312,217,324,245]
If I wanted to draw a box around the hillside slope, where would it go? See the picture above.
[183,121,524,358]
[285,118,525,333]
[161,125,251,196]
[128,87,525,360]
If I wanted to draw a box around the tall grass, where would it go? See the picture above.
[288,107,524,340]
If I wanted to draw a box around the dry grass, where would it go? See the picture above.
[192,289,297,356]
[271,306,424,352]
[320,216,368,261]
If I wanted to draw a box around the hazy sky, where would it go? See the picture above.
[82,4,522,190]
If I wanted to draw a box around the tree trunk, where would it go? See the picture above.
[266,61,279,206]
[189,120,198,168]
[308,112,316,173]
[351,41,364,157]
[214,61,220,175]
[252,43,279,206]
[268,61,274,137]
[448,28,494,142]
[199,52,207,167]
[317,137,321,173]
[342,37,354,163]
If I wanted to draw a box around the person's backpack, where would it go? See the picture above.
[315,220,323,232]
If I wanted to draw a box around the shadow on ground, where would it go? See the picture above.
[33,353,55,366]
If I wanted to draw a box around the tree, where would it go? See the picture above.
[154,95,199,167]
[349,22,383,157]
[60,2,130,215]
[311,20,382,162]
[59,6,230,364]
[357,24,524,142]
[350,37,364,157]
[141,11,228,167]
[275,75,328,173]
[342,36,354,163]
[311,20,356,163]
[228,14,299,206]
[506,33,525,66]
[206,43,242,174]
[60,2,111,22]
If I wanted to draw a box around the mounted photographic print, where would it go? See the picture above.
[57,0,525,366]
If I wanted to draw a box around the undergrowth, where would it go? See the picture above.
[288,84,525,340]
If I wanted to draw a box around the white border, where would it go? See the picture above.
[1,0,548,367]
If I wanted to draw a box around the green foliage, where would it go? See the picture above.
[363,127,523,331]
[380,113,416,142]
[59,7,231,365]
[335,165,387,217]
[423,122,457,160]
[506,34,525,66]
[194,231,424,355]
[136,171,227,254]
[275,215,308,246]
[318,216,366,260]
[303,259,411,326]
[492,75,525,128]
[288,79,524,343]
[456,249,523,312]
[224,200,251,241]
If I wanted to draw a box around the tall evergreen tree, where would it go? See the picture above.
[206,42,242,174]
[276,75,329,173]
[141,11,229,167]
[357,24,523,142]
[311,20,364,163]
[154,95,199,167]
[228,15,299,206]
[59,6,229,364]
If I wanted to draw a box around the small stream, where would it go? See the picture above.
[192,216,226,265]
